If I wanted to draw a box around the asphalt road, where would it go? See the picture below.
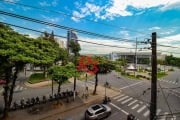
[86,70,180,120]
[0,69,180,120]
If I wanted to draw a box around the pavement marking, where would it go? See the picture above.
[113,94,125,100]
[117,96,129,102]
[14,85,20,91]
[171,115,176,120]
[87,81,95,84]
[156,109,161,115]
[19,86,23,91]
[110,103,129,115]
[0,88,4,94]
[137,105,146,113]
[121,97,133,104]
[143,110,150,117]
[120,81,143,90]
[127,99,138,106]
[131,104,139,110]
[161,112,168,120]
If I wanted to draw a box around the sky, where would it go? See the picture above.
[0,0,180,56]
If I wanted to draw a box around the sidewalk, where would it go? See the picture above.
[7,79,120,120]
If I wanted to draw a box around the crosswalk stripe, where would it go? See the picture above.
[137,105,146,113]
[117,96,129,102]
[171,115,176,120]
[121,97,133,104]
[161,112,168,120]
[131,104,139,110]
[0,88,4,93]
[169,81,173,83]
[127,100,138,106]
[113,94,124,100]
[143,110,150,117]
[14,85,20,91]
[156,109,161,115]
[87,81,95,84]
[19,87,23,91]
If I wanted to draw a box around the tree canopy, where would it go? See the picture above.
[0,23,60,119]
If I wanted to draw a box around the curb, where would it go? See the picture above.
[39,97,102,120]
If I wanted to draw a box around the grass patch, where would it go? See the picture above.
[28,73,48,84]
[157,72,167,78]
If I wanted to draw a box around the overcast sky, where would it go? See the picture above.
[0,0,180,56]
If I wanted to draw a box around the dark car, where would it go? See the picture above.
[85,104,111,120]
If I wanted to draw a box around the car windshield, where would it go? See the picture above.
[86,110,93,116]
[102,105,107,110]
[92,105,101,110]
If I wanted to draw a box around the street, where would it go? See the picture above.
[0,69,180,120]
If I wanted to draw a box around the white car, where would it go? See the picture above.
[85,104,111,120]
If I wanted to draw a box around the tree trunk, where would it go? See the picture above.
[3,65,19,119]
[93,73,98,95]
[58,82,61,94]
[52,79,54,95]
[43,66,47,78]
[2,67,11,119]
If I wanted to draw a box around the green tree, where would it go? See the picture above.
[48,64,77,93]
[0,24,58,119]
[90,56,115,95]
[56,48,69,65]
[68,40,81,93]
[39,31,60,78]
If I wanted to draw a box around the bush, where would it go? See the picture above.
[28,73,47,84]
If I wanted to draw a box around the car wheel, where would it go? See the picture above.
[107,112,111,117]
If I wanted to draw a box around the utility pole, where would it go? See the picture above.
[134,38,137,76]
[150,32,157,120]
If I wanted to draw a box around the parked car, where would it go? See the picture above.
[85,104,111,120]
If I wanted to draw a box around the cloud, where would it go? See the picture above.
[72,0,177,22]
[149,26,161,31]
[160,0,180,11]
[41,15,60,23]
[72,2,104,22]
[78,36,134,54]
[157,33,180,56]
[4,0,19,2]
[39,1,50,7]
[119,30,129,37]
[52,0,58,7]
[39,0,58,7]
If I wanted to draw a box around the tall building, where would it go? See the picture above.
[67,30,78,53]
[55,38,65,48]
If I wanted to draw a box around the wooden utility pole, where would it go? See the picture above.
[150,32,157,120]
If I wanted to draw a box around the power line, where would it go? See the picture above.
[161,86,180,89]
[0,10,135,43]
[157,81,174,120]
[0,0,151,36]
[157,50,180,55]
[2,0,180,50]
[157,44,180,49]
[157,35,180,43]
[0,21,136,50]
[1,2,179,51]
[1,10,180,54]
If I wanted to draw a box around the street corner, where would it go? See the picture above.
[24,81,52,88]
